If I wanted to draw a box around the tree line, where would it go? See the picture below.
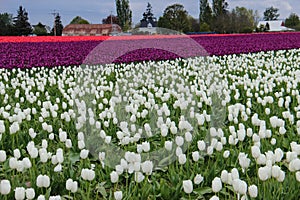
[0,6,63,36]
[1,1,300,36]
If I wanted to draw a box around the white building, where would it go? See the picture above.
[257,20,295,32]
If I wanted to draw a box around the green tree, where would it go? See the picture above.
[51,14,63,36]
[199,0,212,30]
[188,16,200,32]
[102,15,119,25]
[212,0,228,17]
[232,7,255,33]
[158,4,191,33]
[285,13,300,29]
[13,6,32,36]
[142,2,155,22]
[70,16,89,24]
[211,0,229,33]
[0,13,13,35]
[116,0,132,31]
[33,22,48,36]
[263,6,280,21]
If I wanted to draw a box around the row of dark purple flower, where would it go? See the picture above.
[0,33,299,68]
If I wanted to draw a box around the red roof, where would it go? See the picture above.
[62,24,122,36]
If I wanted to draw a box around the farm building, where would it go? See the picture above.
[62,24,122,36]
[257,20,295,32]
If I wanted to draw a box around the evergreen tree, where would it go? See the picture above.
[51,14,64,36]
[142,3,155,21]
[33,22,48,36]
[13,6,32,36]
[199,0,212,31]
[116,0,132,31]
[0,13,13,35]
[285,13,300,30]
[212,0,228,17]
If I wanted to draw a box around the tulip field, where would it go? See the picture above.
[0,33,300,200]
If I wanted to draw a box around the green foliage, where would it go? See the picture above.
[212,0,228,17]
[188,16,200,32]
[199,22,211,32]
[157,4,191,33]
[13,6,32,36]
[102,15,119,25]
[51,14,64,36]
[0,13,13,36]
[199,0,213,30]
[142,2,155,22]
[70,16,90,24]
[285,13,300,30]
[33,22,48,36]
[263,6,280,21]
[116,0,132,31]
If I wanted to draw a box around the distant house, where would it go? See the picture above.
[257,20,295,32]
[62,24,122,36]
[140,18,157,28]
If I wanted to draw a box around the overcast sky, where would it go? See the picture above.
[0,0,299,27]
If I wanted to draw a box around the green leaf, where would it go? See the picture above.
[194,187,212,196]
[69,152,80,164]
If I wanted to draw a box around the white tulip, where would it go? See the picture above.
[164,141,173,151]
[185,132,193,142]
[134,172,145,183]
[231,168,239,180]
[248,185,258,198]
[65,139,72,148]
[25,188,35,200]
[142,141,150,152]
[15,187,25,200]
[211,177,222,193]
[80,149,89,159]
[289,158,300,172]
[114,191,123,200]
[14,149,21,159]
[220,170,228,183]
[178,154,187,165]
[54,164,62,172]
[223,150,230,158]
[28,128,36,139]
[0,150,7,162]
[295,172,300,182]
[59,131,67,142]
[0,179,11,195]
[0,120,5,133]
[192,151,200,162]
[141,160,153,175]
[251,146,260,158]
[37,195,46,200]
[182,180,193,194]
[258,166,271,181]
[110,171,119,183]
[209,195,219,200]
[22,157,32,169]
[197,140,206,151]
[175,136,184,146]
[194,174,204,184]
[9,157,18,169]
[36,175,50,188]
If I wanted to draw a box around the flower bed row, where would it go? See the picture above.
[0,49,299,199]
[0,32,300,68]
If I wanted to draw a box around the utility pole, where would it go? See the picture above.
[50,10,59,36]
[110,11,113,25]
